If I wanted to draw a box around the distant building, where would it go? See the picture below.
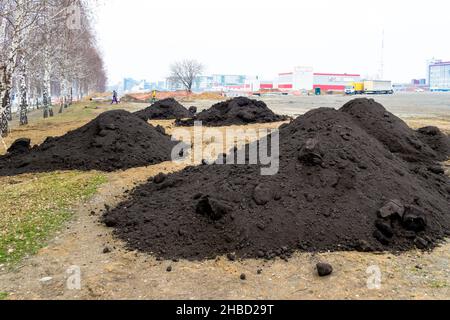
[143,80,152,91]
[393,81,428,92]
[193,76,213,91]
[411,79,427,86]
[211,75,246,87]
[429,60,450,92]
[123,78,140,92]
[186,74,248,92]
[277,67,314,91]
[121,78,168,92]
[276,68,360,92]
[130,80,152,93]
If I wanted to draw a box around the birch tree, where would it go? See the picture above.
[0,0,42,133]
[0,0,107,136]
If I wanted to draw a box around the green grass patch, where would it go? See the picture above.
[0,292,8,300]
[429,280,448,289]
[0,171,107,267]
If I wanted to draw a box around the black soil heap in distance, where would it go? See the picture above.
[0,110,178,175]
[103,98,450,261]
[134,98,193,121]
[176,97,290,127]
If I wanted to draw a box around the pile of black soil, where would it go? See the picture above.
[176,97,289,127]
[0,110,178,175]
[341,98,449,163]
[103,99,450,261]
[134,98,193,121]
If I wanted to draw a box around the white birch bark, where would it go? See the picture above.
[18,52,28,125]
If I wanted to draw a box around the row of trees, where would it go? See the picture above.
[0,0,107,137]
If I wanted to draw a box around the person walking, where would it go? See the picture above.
[111,90,119,104]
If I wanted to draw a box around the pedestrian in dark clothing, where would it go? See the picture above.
[111,90,119,104]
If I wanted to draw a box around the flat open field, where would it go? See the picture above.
[0,93,448,300]
[193,92,450,133]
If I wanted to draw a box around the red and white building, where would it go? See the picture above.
[220,81,274,93]
[218,67,362,94]
[276,67,361,92]
[277,66,314,91]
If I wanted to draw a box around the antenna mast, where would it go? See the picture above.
[380,29,385,80]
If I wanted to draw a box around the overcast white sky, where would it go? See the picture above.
[93,0,450,85]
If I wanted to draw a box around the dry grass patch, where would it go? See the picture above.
[0,171,107,266]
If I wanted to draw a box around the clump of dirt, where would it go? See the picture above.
[416,126,450,161]
[134,98,193,121]
[103,99,450,261]
[0,110,178,175]
[176,97,289,127]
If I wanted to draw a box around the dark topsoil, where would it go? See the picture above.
[134,98,193,121]
[103,98,450,261]
[176,97,289,127]
[0,110,178,175]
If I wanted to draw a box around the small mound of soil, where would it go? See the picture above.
[134,98,193,121]
[417,126,450,161]
[0,110,178,175]
[7,138,31,154]
[103,101,450,261]
[176,97,289,127]
[340,98,440,163]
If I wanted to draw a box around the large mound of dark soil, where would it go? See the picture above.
[103,99,450,261]
[176,97,289,127]
[134,98,193,121]
[0,110,178,175]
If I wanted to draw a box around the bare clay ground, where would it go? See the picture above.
[0,94,449,300]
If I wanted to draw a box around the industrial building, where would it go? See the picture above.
[392,79,428,92]
[191,74,247,91]
[277,67,361,93]
[429,60,450,92]
[277,67,314,91]
[116,68,368,94]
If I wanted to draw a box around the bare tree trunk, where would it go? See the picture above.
[5,95,12,121]
[0,64,9,136]
[42,53,53,118]
[59,79,67,113]
[0,17,8,135]
[18,53,28,125]
[58,100,63,113]
[3,66,13,122]
[42,84,50,118]
[2,55,16,121]
[3,1,24,125]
